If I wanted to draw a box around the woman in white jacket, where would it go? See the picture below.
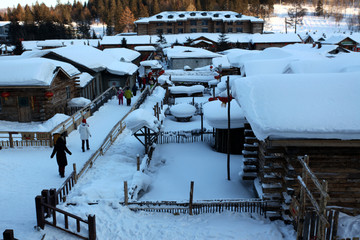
[79,118,91,152]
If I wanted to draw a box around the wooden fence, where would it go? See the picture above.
[157,130,215,144]
[35,194,96,240]
[0,87,116,148]
[125,199,268,216]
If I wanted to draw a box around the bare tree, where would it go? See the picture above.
[287,0,307,33]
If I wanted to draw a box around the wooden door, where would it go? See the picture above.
[18,97,31,122]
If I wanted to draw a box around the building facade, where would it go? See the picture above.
[0,21,10,43]
[135,11,264,35]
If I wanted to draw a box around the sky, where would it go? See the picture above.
[0,0,70,9]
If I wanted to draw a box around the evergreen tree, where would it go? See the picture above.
[156,32,167,45]
[153,0,160,14]
[119,6,136,32]
[13,40,25,55]
[217,32,230,51]
[121,37,128,47]
[315,0,324,16]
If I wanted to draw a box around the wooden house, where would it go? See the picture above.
[322,36,358,51]
[250,33,302,50]
[0,58,79,122]
[232,73,360,218]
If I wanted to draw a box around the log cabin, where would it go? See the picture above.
[231,73,360,218]
[0,58,79,122]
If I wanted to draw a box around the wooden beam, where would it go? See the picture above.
[267,138,360,148]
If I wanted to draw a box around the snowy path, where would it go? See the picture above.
[0,94,138,239]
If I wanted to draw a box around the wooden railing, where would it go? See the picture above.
[124,199,268,216]
[157,130,215,144]
[35,194,96,240]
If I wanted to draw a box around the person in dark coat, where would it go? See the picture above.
[132,84,138,96]
[137,73,142,89]
[50,136,72,178]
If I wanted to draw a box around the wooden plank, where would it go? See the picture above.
[267,138,360,147]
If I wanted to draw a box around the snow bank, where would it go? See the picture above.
[231,73,360,140]
[67,97,91,107]
[103,48,140,62]
[203,100,245,129]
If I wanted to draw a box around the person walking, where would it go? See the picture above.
[117,87,124,105]
[50,135,72,178]
[124,87,133,106]
[78,118,91,152]
[132,84,138,97]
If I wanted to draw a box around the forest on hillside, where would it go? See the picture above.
[0,0,359,43]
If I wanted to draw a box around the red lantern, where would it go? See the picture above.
[159,70,165,75]
[208,97,218,102]
[218,96,233,104]
[1,92,10,100]
[214,75,221,80]
[45,91,54,100]
[210,65,213,69]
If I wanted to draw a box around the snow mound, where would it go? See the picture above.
[169,85,205,96]
[170,104,196,118]
[125,109,161,134]
[67,97,91,107]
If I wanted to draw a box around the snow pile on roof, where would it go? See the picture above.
[36,40,64,48]
[67,97,91,107]
[212,55,231,69]
[251,33,301,43]
[50,45,137,75]
[134,45,156,51]
[170,103,196,118]
[322,35,352,44]
[231,73,360,140]
[135,11,264,24]
[283,57,360,74]
[158,69,217,84]
[0,58,60,86]
[140,60,162,68]
[221,48,254,68]
[169,85,205,95]
[203,100,245,129]
[163,46,221,59]
[103,48,141,62]
[125,108,161,134]
[76,72,94,87]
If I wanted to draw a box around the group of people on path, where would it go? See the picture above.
[117,86,135,106]
[50,118,91,178]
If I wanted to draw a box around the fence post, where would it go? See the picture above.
[49,188,57,207]
[73,163,77,184]
[124,181,128,206]
[189,181,194,215]
[41,189,50,217]
[88,214,96,240]
[3,229,14,240]
[35,195,45,229]
[9,133,14,148]
[137,154,140,171]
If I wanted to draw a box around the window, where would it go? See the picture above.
[66,86,71,99]
[178,22,183,26]
[156,23,163,26]
[18,97,29,107]
[236,28,243,33]
[216,21,221,25]
[236,21,243,25]
[202,28,208,33]
[202,20,208,25]
[167,22,172,26]
[216,28,221,33]
[190,28,197,33]
[167,28,172,34]
[227,28,233,33]
[156,29,163,34]
[177,28,184,33]
[190,20,197,26]
[228,22,233,25]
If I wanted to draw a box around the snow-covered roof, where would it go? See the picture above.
[169,85,205,95]
[164,46,221,59]
[322,35,356,45]
[203,100,245,129]
[0,58,65,87]
[134,46,156,51]
[140,60,162,68]
[76,72,94,87]
[102,35,153,45]
[135,11,264,24]
[36,40,64,48]
[103,48,141,62]
[170,103,196,118]
[231,73,360,140]
[49,45,137,75]
[22,39,100,51]
[158,69,217,84]
[67,97,91,107]
[125,108,161,134]
[0,21,10,27]
[251,33,301,43]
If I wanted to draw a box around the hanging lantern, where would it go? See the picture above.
[214,75,221,80]
[159,70,165,75]
[208,97,218,102]
[1,92,10,101]
[218,96,233,107]
[45,91,54,100]
[210,65,213,70]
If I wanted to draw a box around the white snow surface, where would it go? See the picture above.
[231,73,360,140]
[169,85,205,95]
[125,108,161,134]
[163,46,221,59]
[170,103,196,118]
[103,47,140,62]
[76,72,94,87]
[203,100,245,129]
[67,97,91,107]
